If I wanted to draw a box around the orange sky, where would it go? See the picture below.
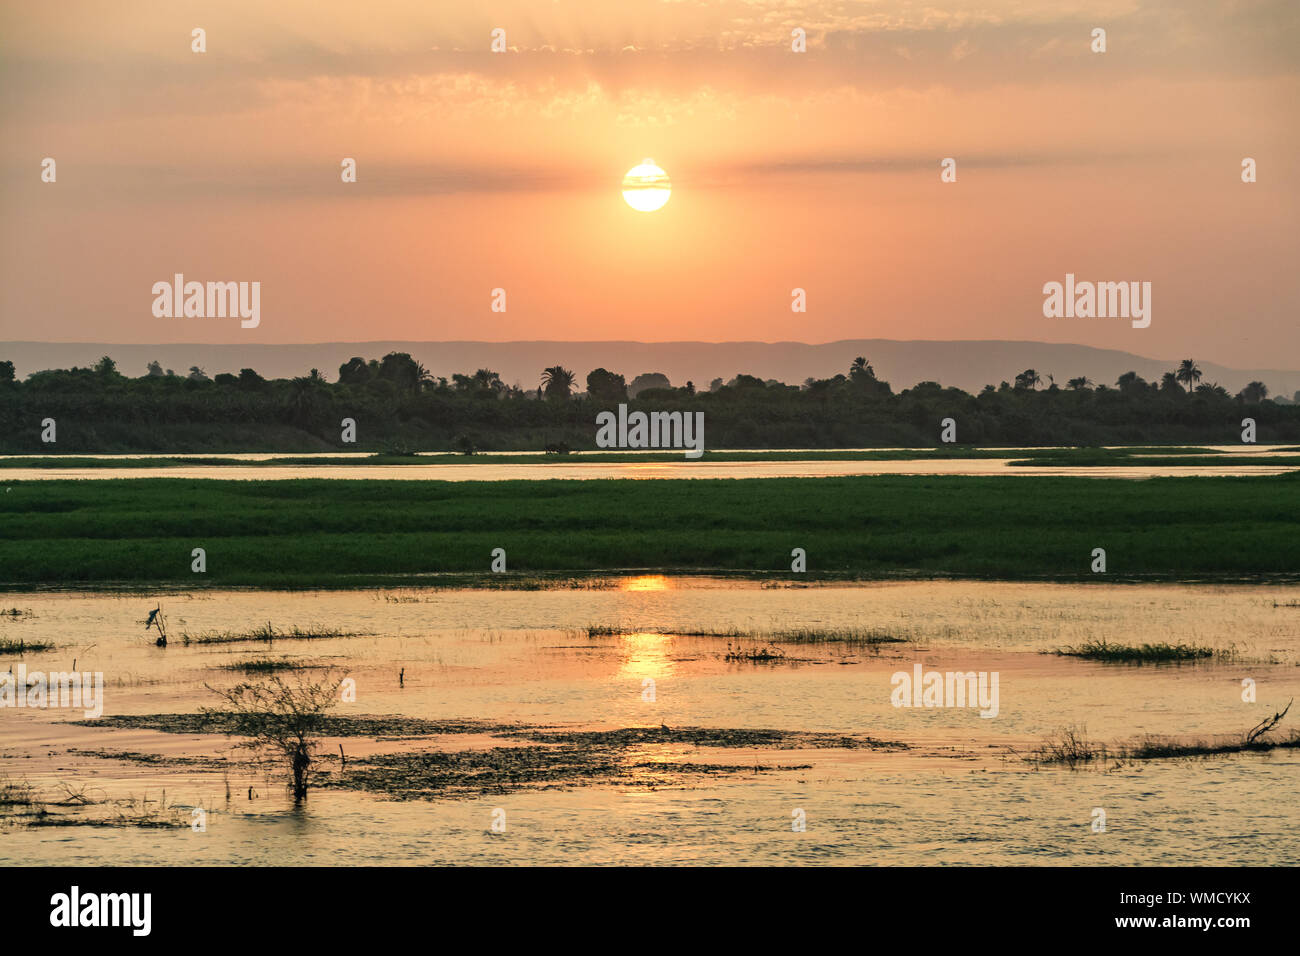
[2,0,1297,367]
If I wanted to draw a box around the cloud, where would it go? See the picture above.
[3,0,1297,127]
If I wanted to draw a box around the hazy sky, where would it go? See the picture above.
[2,1,1297,367]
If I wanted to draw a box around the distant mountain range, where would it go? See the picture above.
[4,340,1298,399]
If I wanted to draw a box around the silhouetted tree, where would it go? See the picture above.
[541,365,576,400]
[3,352,1297,453]
[378,352,426,394]
[1116,371,1148,395]
[338,357,372,386]
[206,674,340,802]
[454,368,504,394]
[1014,369,1042,390]
[629,372,671,397]
[238,368,267,389]
[1238,381,1268,403]
[1176,359,1202,393]
[850,356,875,380]
[585,367,627,402]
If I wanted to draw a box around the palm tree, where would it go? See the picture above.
[1175,359,1202,393]
[1066,376,1093,391]
[472,368,504,392]
[1238,381,1269,403]
[541,365,575,400]
[1014,369,1042,390]
[1116,370,1147,393]
[849,356,875,380]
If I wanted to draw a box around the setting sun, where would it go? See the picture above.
[622,160,671,212]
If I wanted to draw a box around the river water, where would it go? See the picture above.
[3,454,1297,482]
[2,579,1297,864]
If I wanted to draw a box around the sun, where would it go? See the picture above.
[622,159,671,212]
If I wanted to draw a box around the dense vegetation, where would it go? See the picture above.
[2,474,1297,587]
[1,353,1297,453]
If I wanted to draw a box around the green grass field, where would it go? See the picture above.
[1,474,1298,588]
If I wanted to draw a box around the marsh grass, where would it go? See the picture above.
[765,627,908,647]
[1053,639,1225,663]
[1028,726,1105,768]
[0,637,55,653]
[0,775,41,808]
[181,623,352,645]
[33,793,193,829]
[219,657,313,674]
[0,775,191,829]
[99,792,193,829]
[1026,700,1298,768]
[586,624,907,647]
[723,642,788,663]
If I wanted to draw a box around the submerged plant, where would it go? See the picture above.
[220,657,310,674]
[1026,700,1297,768]
[204,672,341,801]
[1053,640,1222,663]
[723,642,787,663]
[0,637,56,653]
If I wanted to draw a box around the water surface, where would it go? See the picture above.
[2,579,1297,865]
[3,458,1296,481]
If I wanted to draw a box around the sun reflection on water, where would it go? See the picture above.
[615,631,676,682]
[622,575,671,592]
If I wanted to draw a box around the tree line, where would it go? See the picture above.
[1,352,1297,453]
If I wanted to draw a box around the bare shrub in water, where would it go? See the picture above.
[205,672,340,801]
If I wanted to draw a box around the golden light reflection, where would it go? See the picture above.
[622,575,670,592]
[615,631,676,682]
